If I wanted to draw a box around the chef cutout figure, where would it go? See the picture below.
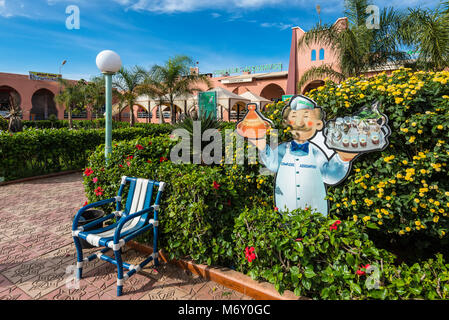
[239,95,361,216]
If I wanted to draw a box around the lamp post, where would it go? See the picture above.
[96,50,122,162]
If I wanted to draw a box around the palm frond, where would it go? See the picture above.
[297,64,346,90]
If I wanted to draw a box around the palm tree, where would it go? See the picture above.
[400,5,449,71]
[297,0,407,89]
[55,79,86,129]
[136,77,167,124]
[150,55,211,124]
[85,76,105,121]
[112,89,127,123]
[113,66,146,126]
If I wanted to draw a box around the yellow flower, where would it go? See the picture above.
[353,215,358,222]
[362,216,371,222]
[414,198,420,203]
[409,136,416,143]
[437,125,443,130]
[399,230,405,235]
[402,160,408,165]
[433,216,440,223]
[359,94,365,99]
[405,227,411,232]
[415,221,421,226]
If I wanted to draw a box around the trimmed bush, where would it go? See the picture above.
[0,124,173,181]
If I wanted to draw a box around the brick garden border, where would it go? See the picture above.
[127,241,307,300]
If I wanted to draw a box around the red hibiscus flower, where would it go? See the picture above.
[94,187,104,196]
[136,144,144,150]
[147,160,152,163]
[274,207,279,212]
[159,157,168,162]
[83,201,88,207]
[119,164,123,168]
[213,181,220,190]
[330,220,342,231]
[84,168,94,177]
[92,177,98,183]
[356,264,371,276]
[245,247,256,263]
[126,161,131,167]
[356,269,366,276]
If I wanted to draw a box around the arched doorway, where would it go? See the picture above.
[302,80,325,94]
[230,101,246,121]
[260,83,285,101]
[155,104,182,122]
[31,89,57,120]
[136,104,151,123]
[0,86,21,118]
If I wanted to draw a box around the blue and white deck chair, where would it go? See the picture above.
[72,176,165,296]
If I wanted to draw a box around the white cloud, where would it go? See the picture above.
[126,0,298,13]
[260,22,294,30]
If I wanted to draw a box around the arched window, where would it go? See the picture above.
[311,49,317,61]
[319,48,325,60]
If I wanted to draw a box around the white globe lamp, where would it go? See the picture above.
[96,50,122,74]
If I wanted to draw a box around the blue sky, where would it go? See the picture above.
[0,0,442,80]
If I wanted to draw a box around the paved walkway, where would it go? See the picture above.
[0,173,252,300]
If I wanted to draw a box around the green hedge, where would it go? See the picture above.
[0,124,173,181]
[0,117,7,131]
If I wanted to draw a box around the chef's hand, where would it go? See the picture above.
[336,151,358,162]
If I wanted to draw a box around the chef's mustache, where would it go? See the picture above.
[290,124,313,132]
